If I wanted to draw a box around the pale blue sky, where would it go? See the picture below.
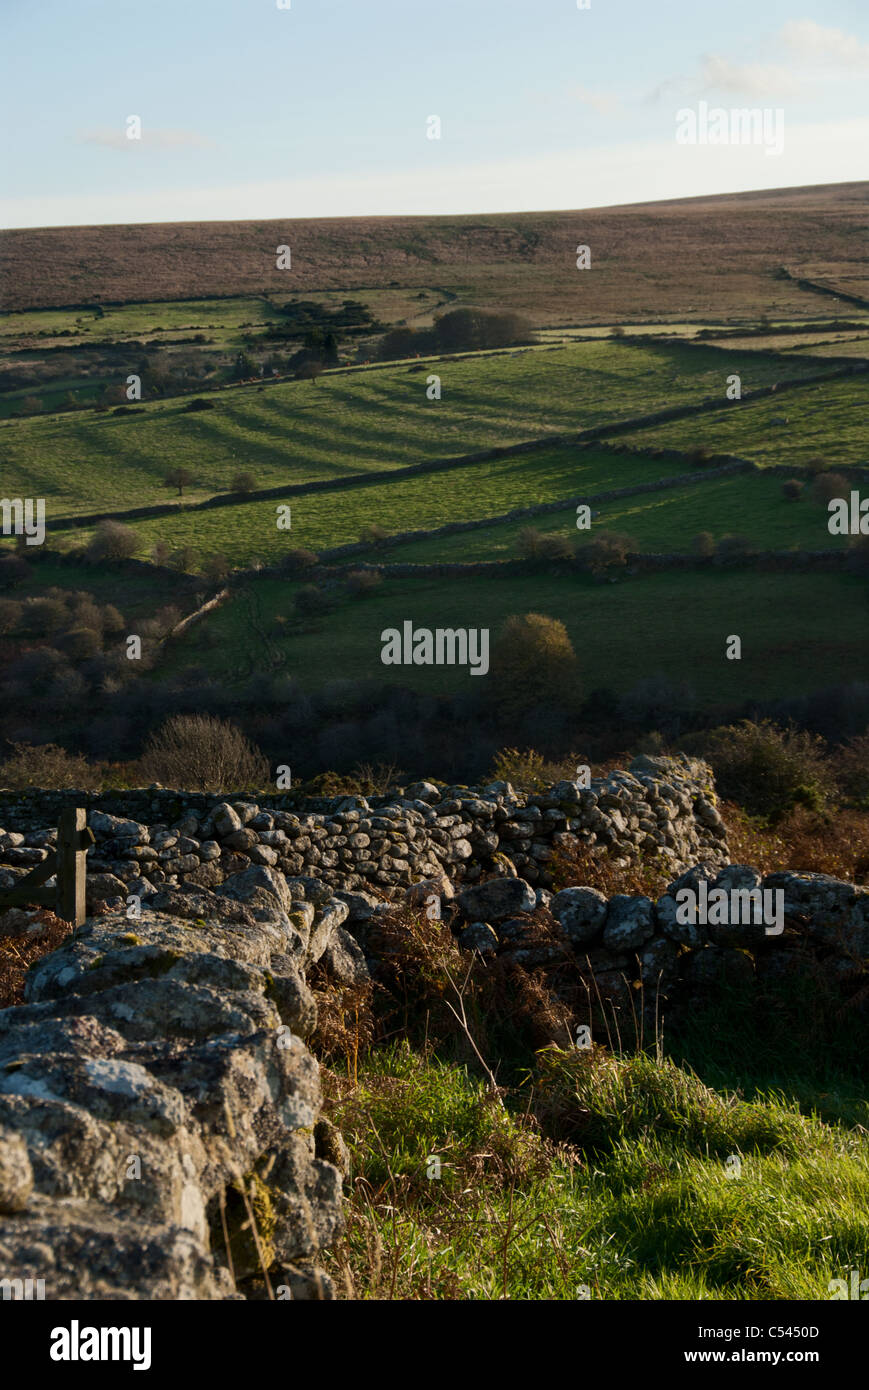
[2,0,867,227]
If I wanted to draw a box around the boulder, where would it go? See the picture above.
[457,877,536,922]
[551,886,608,945]
[602,895,655,952]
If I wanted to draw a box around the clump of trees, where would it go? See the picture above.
[377,307,534,361]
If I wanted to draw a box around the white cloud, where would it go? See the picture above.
[4,119,868,228]
[574,86,622,118]
[699,54,804,100]
[781,20,869,71]
[80,127,215,151]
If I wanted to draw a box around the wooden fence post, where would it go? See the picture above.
[0,807,93,926]
[56,807,91,927]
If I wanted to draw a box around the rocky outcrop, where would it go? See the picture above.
[0,880,349,1300]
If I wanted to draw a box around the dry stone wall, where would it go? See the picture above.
[0,755,729,906]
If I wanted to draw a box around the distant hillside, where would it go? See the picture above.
[2,182,867,325]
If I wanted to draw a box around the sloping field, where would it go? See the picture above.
[168,569,869,704]
[0,340,824,518]
[378,471,852,564]
[66,445,678,564]
[628,376,869,469]
[3,183,867,324]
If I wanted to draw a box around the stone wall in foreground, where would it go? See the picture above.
[0,755,729,904]
[0,869,357,1300]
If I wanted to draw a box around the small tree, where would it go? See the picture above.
[297,361,324,385]
[693,531,716,558]
[231,470,257,494]
[165,467,194,497]
[86,520,139,563]
[491,613,578,717]
[781,479,804,501]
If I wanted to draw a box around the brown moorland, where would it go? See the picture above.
[2,182,867,324]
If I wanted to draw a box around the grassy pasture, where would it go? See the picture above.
[66,446,685,565]
[0,339,823,518]
[377,471,852,565]
[629,376,869,469]
[170,568,869,702]
[0,296,283,348]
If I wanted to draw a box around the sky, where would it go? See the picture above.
[1,0,867,228]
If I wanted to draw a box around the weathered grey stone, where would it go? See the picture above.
[318,926,371,985]
[551,886,608,945]
[602,895,655,951]
[457,877,536,921]
[458,922,499,955]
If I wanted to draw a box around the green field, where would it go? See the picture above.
[377,470,850,564]
[630,376,869,468]
[67,445,689,564]
[86,458,853,570]
[168,568,869,703]
[0,340,827,518]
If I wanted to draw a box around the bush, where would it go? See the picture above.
[278,548,319,575]
[578,530,632,577]
[692,719,834,822]
[295,584,332,617]
[0,598,21,634]
[21,596,68,633]
[489,746,586,793]
[169,546,198,573]
[137,714,269,793]
[782,479,804,501]
[811,472,849,505]
[346,569,383,597]
[86,520,139,563]
[517,528,573,565]
[0,741,103,791]
[833,733,869,808]
[231,471,257,494]
[692,531,716,558]
[58,625,103,661]
[202,553,231,582]
[715,533,757,561]
[360,523,389,546]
